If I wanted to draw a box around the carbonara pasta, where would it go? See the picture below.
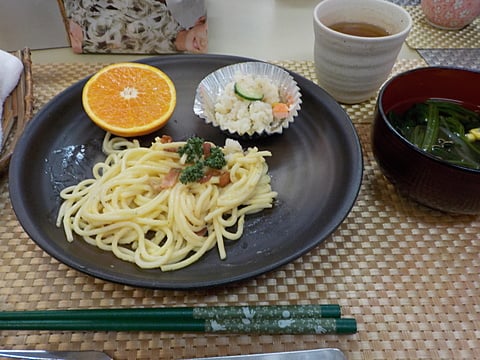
[56,133,277,271]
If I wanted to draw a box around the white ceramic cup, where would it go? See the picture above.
[313,0,412,104]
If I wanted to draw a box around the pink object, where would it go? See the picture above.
[421,0,480,30]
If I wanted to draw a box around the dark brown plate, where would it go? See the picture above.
[9,55,362,289]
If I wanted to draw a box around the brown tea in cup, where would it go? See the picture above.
[328,22,390,37]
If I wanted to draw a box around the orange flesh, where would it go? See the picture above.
[87,67,172,127]
[82,63,176,136]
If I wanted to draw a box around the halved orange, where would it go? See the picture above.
[82,62,176,137]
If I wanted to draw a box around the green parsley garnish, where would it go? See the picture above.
[178,137,227,184]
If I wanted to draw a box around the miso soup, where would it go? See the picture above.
[387,99,480,170]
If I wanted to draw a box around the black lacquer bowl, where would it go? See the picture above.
[372,66,480,214]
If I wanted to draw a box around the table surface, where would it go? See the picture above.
[1,1,480,360]
[30,0,421,64]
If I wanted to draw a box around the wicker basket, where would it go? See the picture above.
[0,48,34,175]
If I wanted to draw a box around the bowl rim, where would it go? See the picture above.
[376,66,480,175]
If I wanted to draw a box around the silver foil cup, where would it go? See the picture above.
[193,61,302,138]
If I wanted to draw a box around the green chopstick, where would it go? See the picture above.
[0,317,356,334]
[0,304,341,320]
[0,305,356,334]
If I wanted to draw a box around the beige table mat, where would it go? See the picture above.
[405,5,480,49]
[1,59,479,360]
[271,59,428,125]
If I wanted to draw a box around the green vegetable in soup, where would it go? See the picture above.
[388,100,480,170]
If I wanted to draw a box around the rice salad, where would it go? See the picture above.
[193,61,302,138]
[214,74,289,136]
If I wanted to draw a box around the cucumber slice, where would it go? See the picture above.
[234,81,264,101]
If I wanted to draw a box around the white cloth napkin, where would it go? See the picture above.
[0,49,24,150]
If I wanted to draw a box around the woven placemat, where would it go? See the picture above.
[406,5,480,49]
[271,59,427,124]
[1,59,479,360]
[418,48,480,70]
[391,0,420,5]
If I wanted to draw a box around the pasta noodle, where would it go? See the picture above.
[56,133,277,271]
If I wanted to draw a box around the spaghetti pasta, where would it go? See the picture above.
[56,133,277,271]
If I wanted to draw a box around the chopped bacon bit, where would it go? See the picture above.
[157,168,181,189]
[203,142,212,158]
[164,147,180,153]
[218,171,231,187]
[199,168,218,184]
[199,169,231,187]
[210,169,223,176]
[195,228,208,237]
[159,135,173,143]
[199,172,214,184]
